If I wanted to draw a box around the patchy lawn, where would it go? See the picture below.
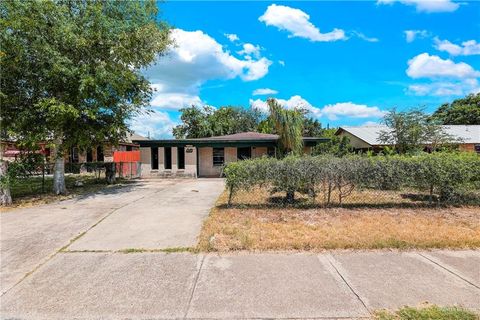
[375,305,478,320]
[197,189,480,251]
[2,174,133,211]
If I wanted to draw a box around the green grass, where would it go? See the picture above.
[10,174,108,198]
[375,305,479,320]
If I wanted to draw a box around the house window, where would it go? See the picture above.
[475,144,480,154]
[213,148,224,166]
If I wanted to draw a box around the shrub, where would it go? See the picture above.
[223,152,480,206]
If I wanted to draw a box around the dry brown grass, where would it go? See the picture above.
[197,188,480,252]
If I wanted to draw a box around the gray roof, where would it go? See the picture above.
[337,125,480,146]
[125,133,149,143]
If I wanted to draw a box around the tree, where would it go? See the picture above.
[313,128,352,156]
[172,105,262,139]
[258,113,322,137]
[430,93,480,125]
[1,0,171,195]
[172,106,214,139]
[379,108,456,154]
[267,98,304,156]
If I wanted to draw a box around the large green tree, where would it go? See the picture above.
[172,105,262,139]
[1,0,170,194]
[430,93,480,125]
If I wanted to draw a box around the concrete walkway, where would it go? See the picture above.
[1,250,479,319]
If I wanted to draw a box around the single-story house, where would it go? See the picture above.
[0,133,148,163]
[133,132,327,178]
[335,125,480,153]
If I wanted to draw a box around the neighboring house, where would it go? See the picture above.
[0,133,148,163]
[335,125,480,153]
[133,131,327,178]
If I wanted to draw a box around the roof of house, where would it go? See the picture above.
[126,133,149,142]
[336,125,480,146]
[133,131,327,147]
[193,132,279,141]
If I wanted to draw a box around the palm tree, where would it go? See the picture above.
[267,98,304,156]
[267,98,304,203]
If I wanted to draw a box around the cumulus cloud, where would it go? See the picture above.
[434,38,480,56]
[252,88,279,96]
[406,52,480,97]
[408,79,480,96]
[250,95,322,116]
[321,102,386,120]
[130,111,177,139]
[143,28,272,111]
[377,0,460,13]
[278,60,285,66]
[406,53,480,79]
[250,96,384,120]
[404,29,429,42]
[259,4,346,42]
[224,33,239,42]
[238,43,261,58]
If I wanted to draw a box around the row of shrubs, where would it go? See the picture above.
[223,152,480,206]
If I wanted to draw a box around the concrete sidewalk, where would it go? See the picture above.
[1,250,479,319]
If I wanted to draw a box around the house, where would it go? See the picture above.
[133,132,327,178]
[335,125,480,153]
[0,133,148,163]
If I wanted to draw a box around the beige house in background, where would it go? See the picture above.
[133,132,326,178]
[335,125,480,153]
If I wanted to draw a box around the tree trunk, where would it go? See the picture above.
[285,190,295,204]
[0,161,12,206]
[53,141,66,195]
[105,162,116,184]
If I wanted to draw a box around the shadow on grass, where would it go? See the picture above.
[218,195,460,210]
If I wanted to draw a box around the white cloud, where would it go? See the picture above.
[250,96,384,120]
[278,60,285,66]
[143,29,272,111]
[238,43,261,58]
[434,38,480,56]
[252,88,279,96]
[224,33,239,42]
[404,29,429,42]
[259,4,346,42]
[407,79,480,96]
[406,53,480,79]
[351,31,379,42]
[321,102,386,120]
[250,95,322,116]
[377,0,460,13]
[130,111,177,139]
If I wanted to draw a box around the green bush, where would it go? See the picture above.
[223,152,480,206]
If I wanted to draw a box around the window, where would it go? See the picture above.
[475,144,480,154]
[267,147,276,157]
[237,147,251,160]
[213,148,224,166]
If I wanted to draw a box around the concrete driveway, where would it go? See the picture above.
[1,179,479,319]
[0,179,224,294]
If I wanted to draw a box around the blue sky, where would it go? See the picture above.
[131,0,480,138]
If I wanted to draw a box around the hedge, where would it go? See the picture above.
[223,152,480,206]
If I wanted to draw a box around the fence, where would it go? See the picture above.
[223,154,480,208]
